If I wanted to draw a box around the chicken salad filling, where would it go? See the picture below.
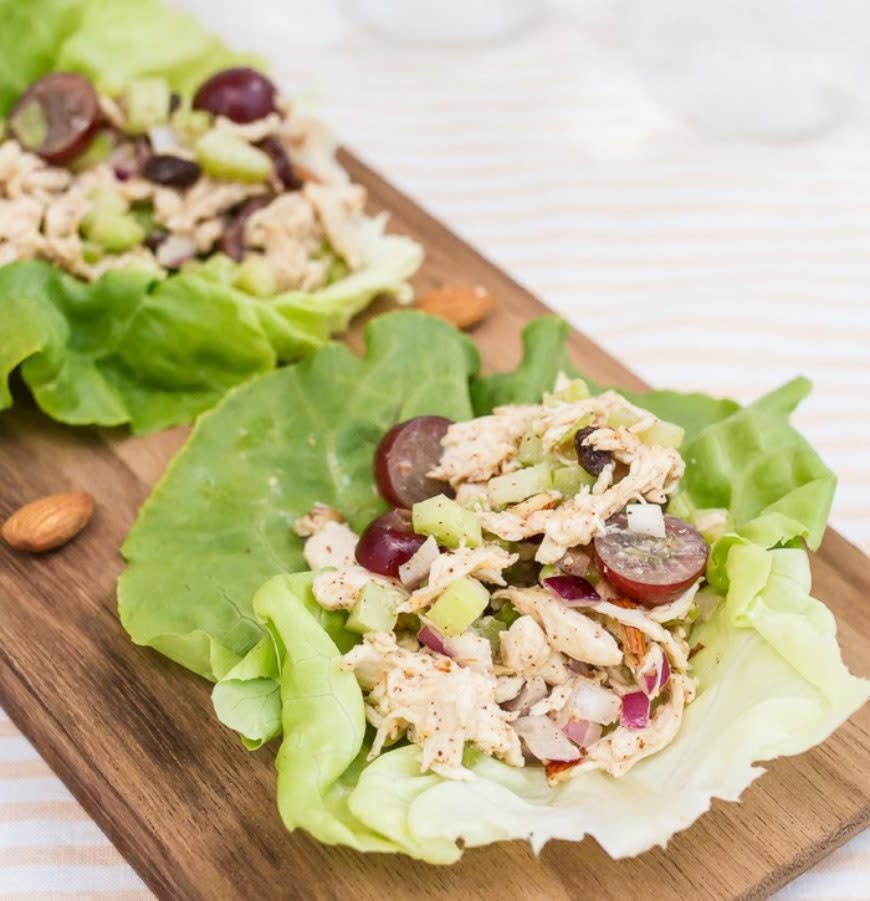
[295,377,711,785]
[1,66,369,291]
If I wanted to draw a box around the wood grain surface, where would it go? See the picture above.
[0,151,867,901]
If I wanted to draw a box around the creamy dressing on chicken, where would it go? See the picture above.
[296,379,711,786]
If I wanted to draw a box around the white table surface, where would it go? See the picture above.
[1,1,867,896]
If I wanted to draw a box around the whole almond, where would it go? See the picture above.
[1,492,95,553]
[417,283,495,330]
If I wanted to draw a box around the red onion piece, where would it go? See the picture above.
[514,715,581,763]
[569,681,622,724]
[156,234,197,269]
[543,575,600,606]
[418,625,449,656]
[561,718,590,746]
[620,691,650,730]
[659,654,671,689]
[643,670,658,695]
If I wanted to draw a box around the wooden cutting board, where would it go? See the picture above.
[0,152,867,901]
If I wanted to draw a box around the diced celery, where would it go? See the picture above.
[638,420,685,449]
[325,254,349,284]
[518,430,544,465]
[170,108,212,146]
[9,100,47,148]
[195,130,271,183]
[426,577,489,636]
[552,464,596,496]
[345,582,401,635]
[81,210,145,253]
[128,202,155,235]
[472,615,507,653]
[607,406,642,429]
[488,463,552,509]
[493,601,520,627]
[124,77,171,134]
[396,612,422,634]
[69,130,113,173]
[182,252,238,285]
[233,256,277,297]
[81,241,104,264]
[552,414,593,457]
[545,377,590,405]
[86,186,128,215]
[412,494,481,549]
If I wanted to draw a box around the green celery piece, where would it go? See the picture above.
[234,257,277,298]
[346,583,401,635]
[124,76,171,133]
[544,377,590,405]
[69,129,114,172]
[472,615,507,653]
[493,601,520,626]
[171,108,212,145]
[607,406,642,429]
[638,419,685,449]
[81,209,145,252]
[426,577,489,637]
[552,464,595,496]
[518,430,543,465]
[488,464,552,509]
[412,494,481,549]
[195,129,271,183]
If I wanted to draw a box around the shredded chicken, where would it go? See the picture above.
[401,543,518,613]
[497,616,571,685]
[342,631,523,779]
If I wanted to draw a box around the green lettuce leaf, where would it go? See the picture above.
[246,537,868,862]
[118,311,479,680]
[119,311,865,861]
[1,220,421,432]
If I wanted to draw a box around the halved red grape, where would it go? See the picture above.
[193,67,277,123]
[9,73,100,165]
[374,416,453,508]
[355,509,426,578]
[593,513,708,606]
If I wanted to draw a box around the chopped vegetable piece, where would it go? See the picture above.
[355,509,425,579]
[68,129,114,173]
[606,407,643,429]
[170,108,212,146]
[493,601,520,626]
[552,464,595,496]
[544,377,590,405]
[426,576,489,636]
[412,494,481,549]
[488,463,552,509]
[375,416,453,508]
[80,209,145,253]
[518,430,544,465]
[195,129,271,182]
[638,420,685,449]
[233,256,277,297]
[345,583,402,635]
[124,77,172,134]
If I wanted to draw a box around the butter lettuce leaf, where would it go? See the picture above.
[1,218,422,433]
[118,311,478,680]
[119,310,865,861]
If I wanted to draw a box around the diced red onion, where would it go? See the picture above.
[110,143,139,180]
[659,655,671,689]
[156,234,197,269]
[514,715,581,763]
[643,670,658,695]
[562,718,602,748]
[417,625,448,656]
[620,691,650,730]
[398,535,439,587]
[569,681,621,724]
[502,676,548,713]
[543,575,600,606]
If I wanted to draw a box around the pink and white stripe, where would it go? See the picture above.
[1,1,866,895]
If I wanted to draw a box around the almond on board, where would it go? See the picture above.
[1,491,95,553]
[417,283,495,329]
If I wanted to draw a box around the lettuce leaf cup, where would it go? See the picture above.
[118,312,868,862]
[0,0,422,433]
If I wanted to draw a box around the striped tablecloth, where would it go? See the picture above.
[1,1,867,896]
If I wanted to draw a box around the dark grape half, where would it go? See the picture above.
[193,67,277,123]
[9,73,100,165]
[374,416,453,508]
[355,509,426,578]
[593,513,708,606]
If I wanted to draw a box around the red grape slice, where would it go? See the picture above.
[193,67,277,123]
[355,509,426,579]
[593,513,708,606]
[9,73,100,165]
[374,416,453,508]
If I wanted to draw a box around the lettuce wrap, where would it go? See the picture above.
[0,0,422,433]
[118,312,868,861]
